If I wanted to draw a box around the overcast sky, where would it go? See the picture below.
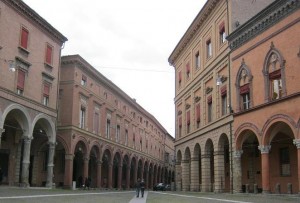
[23,0,206,136]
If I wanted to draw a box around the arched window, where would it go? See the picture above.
[263,42,286,102]
[235,59,253,112]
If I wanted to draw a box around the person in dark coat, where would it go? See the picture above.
[0,168,3,185]
[140,179,145,198]
[135,178,141,197]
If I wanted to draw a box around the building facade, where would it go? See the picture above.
[57,55,174,189]
[168,0,274,193]
[228,0,300,194]
[0,0,67,187]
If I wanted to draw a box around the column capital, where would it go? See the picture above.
[258,145,271,154]
[65,154,74,160]
[191,157,199,162]
[233,150,243,158]
[48,142,56,149]
[181,159,189,164]
[293,139,300,149]
[214,151,224,156]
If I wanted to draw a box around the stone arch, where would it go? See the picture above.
[235,123,261,150]
[262,114,297,145]
[176,149,182,163]
[32,114,55,143]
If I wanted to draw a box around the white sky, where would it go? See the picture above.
[23,0,206,137]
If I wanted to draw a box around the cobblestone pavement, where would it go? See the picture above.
[0,187,299,203]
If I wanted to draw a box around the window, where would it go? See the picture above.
[221,85,227,116]
[206,39,212,58]
[178,71,182,87]
[280,147,290,176]
[196,103,201,128]
[178,116,182,138]
[80,106,86,129]
[81,75,87,86]
[106,119,111,139]
[207,96,212,122]
[269,69,282,100]
[186,63,190,79]
[195,51,200,69]
[219,22,226,44]
[116,125,120,142]
[186,111,190,134]
[45,44,53,65]
[94,112,99,135]
[43,83,50,106]
[17,69,25,95]
[240,84,250,110]
[133,133,136,147]
[20,27,29,49]
[125,129,128,145]
[140,138,142,151]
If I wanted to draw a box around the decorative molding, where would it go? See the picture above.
[206,86,213,94]
[194,96,201,102]
[185,104,191,110]
[233,150,243,158]
[227,0,300,51]
[258,145,271,154]
[293,139,300,149]
[177,110,182,115]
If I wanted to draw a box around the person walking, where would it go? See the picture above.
[135,178,141,198]
[140,179,145,198]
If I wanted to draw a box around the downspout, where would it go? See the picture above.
[226,0,234,194]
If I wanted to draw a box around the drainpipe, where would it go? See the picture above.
[226,0,234,194]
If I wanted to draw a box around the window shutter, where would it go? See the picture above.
[196,104,200,122]
[43,84,50,96]
[21,28,29,49]
[269,69,281,79]
[186,111,190,125]
[17,69,25,90]
[178,71,182,82]
[178,117,182,127]
[45,45,52,64]
[219,22,225,33]
[207,95,212,104]
[186,63,190,74]
[221,85,227,96]
[240,83,250,94]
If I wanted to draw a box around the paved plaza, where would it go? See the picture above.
[0,187,299,203]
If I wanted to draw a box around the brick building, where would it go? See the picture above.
[57,55,174,189]
[0,0,67,187]
[168,0,275,193]
[227,0,300,194]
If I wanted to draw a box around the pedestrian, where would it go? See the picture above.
[84,177,90,190]
[140,179,145,198]
[135,178,141,198]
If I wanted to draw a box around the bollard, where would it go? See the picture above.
[287,183,292,194]
[275,183,280,194]
[72,181,76,190]
[245,184,249,193]
[253,184,258,194]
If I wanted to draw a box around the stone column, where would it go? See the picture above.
[21,136,32,187]
[46,142,55,188]
[214,151,225,193]
[126,166,130,189]
[0,128,5,148]
[64,154,74,189]
[233,150,243,193]
[190,156,199,191]
[201,154,211,192]
[259,145,271,193]
[83,156,89,180]
[293,139,300,194]
[175,162,182,191]
[118,164,122,190]
[108,163,113,189]
[96,160,102,189]
[181,159,190,191]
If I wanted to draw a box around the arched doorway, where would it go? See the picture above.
[176,150,182,191]
[182,147,191,191]
[112,152,121,189]
[217,134,230,192]
[73,141,87,188]
[101,149,111,189]
[204,139,214,192]
[89,145,100,188]
[130,157,136,188]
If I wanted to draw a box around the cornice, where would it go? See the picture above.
[3,0,68,44]
[168,0,220,66]
[227,0,300,51]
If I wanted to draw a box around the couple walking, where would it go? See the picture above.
[135,178,145,198]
